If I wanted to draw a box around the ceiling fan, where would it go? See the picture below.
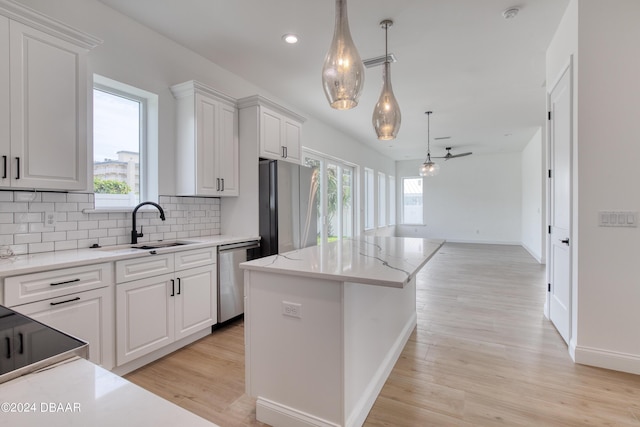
[432,147,473,160]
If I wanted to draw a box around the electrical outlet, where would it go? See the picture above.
[282,301,302,318]
[44,212,57,228]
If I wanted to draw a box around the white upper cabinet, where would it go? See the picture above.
[0,2,100,190]
[237,95,305,165]
[171,80,239,197]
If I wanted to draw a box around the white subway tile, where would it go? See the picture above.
[176,231,189,239]
[29,242,54,253]
[29,223,54,233]
[108,212,126,220]
[67,230,88,240]
[28,202,54,212]
[0,191,13,202]
[68,211,89,221]
[66,193,89,203]
[148,233,163,241]
[77,239,96,249]
[78,203,94,211]
[55,222,78,232]
[108,228,127,237]
[55,202,78,212]
[14,191,41,202]
[42,193,67,202]
[162,232,177,240]
[14,233,41,244]
[89,228,108,238]
[117,219,132,228]
[88,213,109,220]
[9,244,27,255]
[0,202,28,213]
[78,220,99,230]
[98,237,117,247]
[117,235,131,245]
[0,223,28,234]
[0,213,12,223]
[0,235,13,245]
[42,231,66,242]
[55,240,78,251]
[99,220,117,229]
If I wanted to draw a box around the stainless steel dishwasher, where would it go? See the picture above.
[217,240,260,324]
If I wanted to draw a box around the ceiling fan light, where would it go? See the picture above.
[321,0,364,110]
[419,160,440,177]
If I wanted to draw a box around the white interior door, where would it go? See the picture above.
[548,62,572,344]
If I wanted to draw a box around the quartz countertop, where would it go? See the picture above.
[0,234,259,278]
[0,357,217,427]
[240,236,444,288]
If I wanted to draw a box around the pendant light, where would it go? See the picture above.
[419,111,440,177]
[372,19,401,140]
[322,0,365,110]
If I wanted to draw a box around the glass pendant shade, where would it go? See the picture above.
[372,61,401,140]
[321,0,364,110]
[419,159,440,177]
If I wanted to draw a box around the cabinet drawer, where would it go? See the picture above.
[174,247,216,271]
[4,263,112,307]
[116,254,174,283]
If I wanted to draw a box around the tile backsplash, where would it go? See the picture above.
[0,191,220,255]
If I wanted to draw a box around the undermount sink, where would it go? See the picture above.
[131,241,192,250]
[97,240,198,252]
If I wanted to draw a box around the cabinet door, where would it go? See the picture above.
[116,274,174,366]
[283,118,302,164]
[0,16,9,188]
[174,265,216,340]
[14,287,114,370]
[260,108,283,159]
[217,103,239,196]
[195,93,219,196]
[9,21,87,190]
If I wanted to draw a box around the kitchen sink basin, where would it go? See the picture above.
[131,241,191,250]
[96,240,198,252]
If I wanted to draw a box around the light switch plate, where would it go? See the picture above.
[598,211,637,227]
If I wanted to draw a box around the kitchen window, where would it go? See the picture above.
[402,177,424,225]
[93,75,158,209]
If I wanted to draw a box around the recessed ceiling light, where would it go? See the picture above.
[502,7,519,19]
[282,34,299,44]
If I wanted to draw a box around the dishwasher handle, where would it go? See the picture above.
[218,241,260,252]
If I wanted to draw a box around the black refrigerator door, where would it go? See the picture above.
[258,159,278,257]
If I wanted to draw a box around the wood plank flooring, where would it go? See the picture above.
[125,243,640,426]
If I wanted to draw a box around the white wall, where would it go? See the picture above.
[16,0,394,238]
[547,0,640,374]
[521,128,545,262]
[395,153,522,244]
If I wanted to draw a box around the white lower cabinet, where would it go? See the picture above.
[12,286,114,370]
[115,248,216,366]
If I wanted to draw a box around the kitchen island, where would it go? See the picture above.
[241,236,444,427]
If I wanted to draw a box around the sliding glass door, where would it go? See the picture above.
[304,152,355,244]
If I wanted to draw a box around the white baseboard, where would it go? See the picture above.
[574,344,640,375]
[346,312,417,427]
[256,397,340,427]
[521,242,543,264]
[442,239,522,246]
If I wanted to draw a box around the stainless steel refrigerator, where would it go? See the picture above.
[258,159,318,257]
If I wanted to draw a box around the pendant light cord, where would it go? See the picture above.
[425,111,432,162]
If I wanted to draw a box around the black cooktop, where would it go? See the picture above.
[0,305,87,382]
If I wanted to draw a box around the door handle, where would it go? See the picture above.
[177,277,181,295]
[15,157,19,179]
[170,279,175,297]
[560,238,570,245]
[221,178,224,192]
[216,178,220,191]
[2,155,6,179]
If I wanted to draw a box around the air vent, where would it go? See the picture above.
[363,53,397,68]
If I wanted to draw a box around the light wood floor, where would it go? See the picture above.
[125,243,640,426]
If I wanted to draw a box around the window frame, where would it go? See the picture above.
[364,167,375,230]
[92,75,158,211]
[389,175,396,225]
[401,176,425,225]
[377,172,386,228]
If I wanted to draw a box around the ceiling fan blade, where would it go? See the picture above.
[449,152,472,158]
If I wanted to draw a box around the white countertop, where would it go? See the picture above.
[240,236,444,288]
[0,234,259,278]
[0,357,217,427]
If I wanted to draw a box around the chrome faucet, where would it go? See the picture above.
[131,201,166,244]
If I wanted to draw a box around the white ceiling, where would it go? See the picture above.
[97,0,569,161]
